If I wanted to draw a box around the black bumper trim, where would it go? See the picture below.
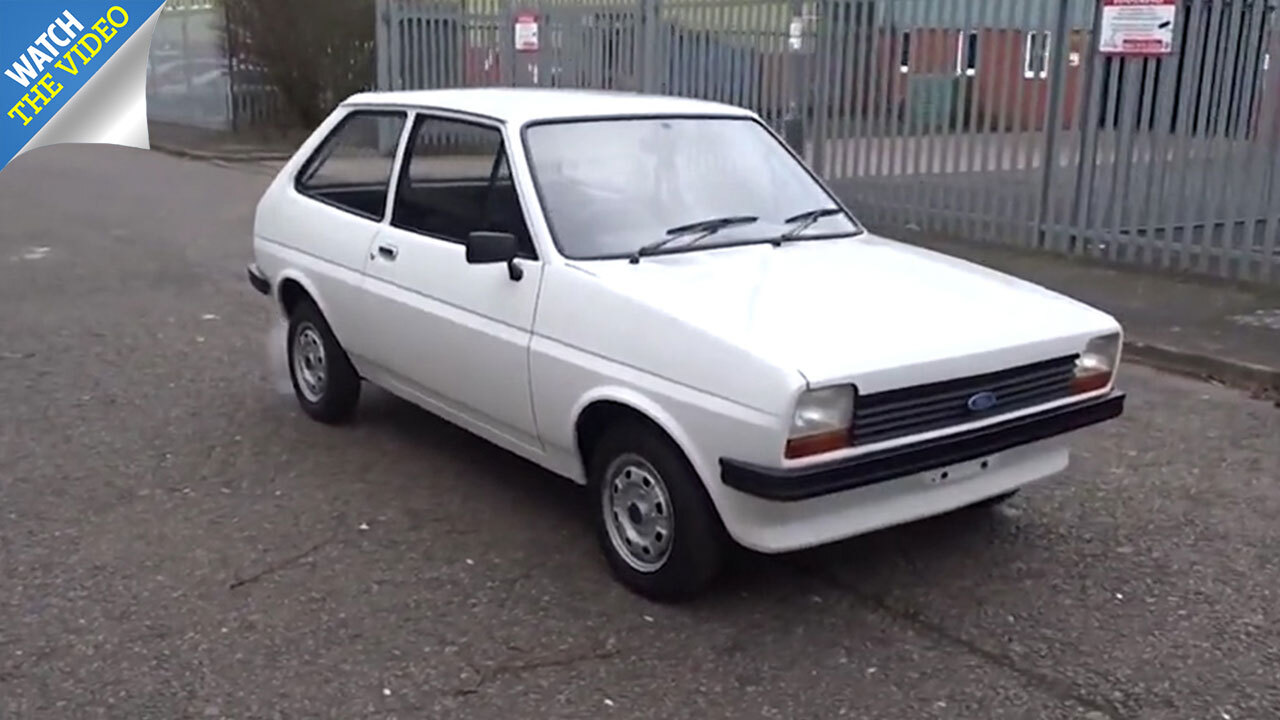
[247,263,270,296]
[721,391,1125,502]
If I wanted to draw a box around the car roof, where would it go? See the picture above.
[340,87,757,125]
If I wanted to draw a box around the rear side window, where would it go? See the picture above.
[296,110,407,221]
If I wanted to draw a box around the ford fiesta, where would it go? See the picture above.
[246,88,1126,602]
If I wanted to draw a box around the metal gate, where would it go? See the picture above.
[377,0,1280,284]
[810,0,1279,284]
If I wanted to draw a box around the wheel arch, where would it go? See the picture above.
[273,270,329,322]
[571,388,712,491]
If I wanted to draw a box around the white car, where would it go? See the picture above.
[248,88,1126,602]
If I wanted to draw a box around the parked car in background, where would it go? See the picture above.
[247,88,1126,602]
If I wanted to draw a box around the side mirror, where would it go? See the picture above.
[466,231,523,281]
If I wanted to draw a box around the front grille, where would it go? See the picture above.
[853,354,1079,445]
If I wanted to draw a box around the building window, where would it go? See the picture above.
[1024,31,1052,79]
[956,31,978,76]
[899,31,911,73]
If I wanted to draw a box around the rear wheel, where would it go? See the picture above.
[589,422,726,603]
[286,298,361,424]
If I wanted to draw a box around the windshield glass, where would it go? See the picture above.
[523,116,862,259]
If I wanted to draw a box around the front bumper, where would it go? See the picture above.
[247,263,271,296]
[721,390,1125,502]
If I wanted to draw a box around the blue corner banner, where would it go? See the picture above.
[2,1,166,170]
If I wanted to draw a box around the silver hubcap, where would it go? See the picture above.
[292,324,327,403]
[603,455,674,573]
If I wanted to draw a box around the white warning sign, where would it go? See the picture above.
[514,12,539,53]
[1099,0,1177,56]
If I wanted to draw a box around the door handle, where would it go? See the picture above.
[376,244,399,261]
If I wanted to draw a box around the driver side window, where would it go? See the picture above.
[391,115,535,258]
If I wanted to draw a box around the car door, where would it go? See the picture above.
[282,108,408,356]
[359,112,543,453]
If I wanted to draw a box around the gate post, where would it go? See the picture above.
[374,0,400,154]
[375,0,391,91]
[1065,0,1108,254]
[1033,0,1074,249]
[810,0,830,174]
[640,0,661,93]
[501,0,517,86]
[222,2,238,132]
[783,0,807,154]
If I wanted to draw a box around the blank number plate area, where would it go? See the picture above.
[922,454,997,486]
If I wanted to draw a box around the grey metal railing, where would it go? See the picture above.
[147,0,317,132]
[367,0,1274,285]
[147,0,233,129]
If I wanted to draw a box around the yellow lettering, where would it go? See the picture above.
[92,18,116,42]
[54,54,79,75]
[8,102,32,126]
[37,73,63,100]
[107,6,129,28]
[9,79,63,123]
[77,33,102,59]
[29,82,51,104]
[68,44,90,65]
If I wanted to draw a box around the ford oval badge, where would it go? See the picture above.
[967,391,998,412]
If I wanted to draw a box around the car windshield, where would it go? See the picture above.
[522,116,862,259]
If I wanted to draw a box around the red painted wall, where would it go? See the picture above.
[885,27,1087,132]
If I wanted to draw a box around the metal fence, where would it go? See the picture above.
[148,0,231,129]
[146,0,288,131]
[377,0,1280,284]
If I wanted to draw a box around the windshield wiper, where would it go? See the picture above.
[629,215,760,263]
[779,207,849,240]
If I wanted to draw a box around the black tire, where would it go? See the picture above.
[286,297,361,424]
[588,420,727,603]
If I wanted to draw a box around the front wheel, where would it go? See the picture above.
[589,422,727,603]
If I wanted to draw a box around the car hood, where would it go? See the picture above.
[569,234,1119,393]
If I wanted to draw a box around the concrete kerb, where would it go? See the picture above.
[149,143,294,163]
[1122,341,1280,402]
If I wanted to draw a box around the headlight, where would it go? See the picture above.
[785,385,854,459]
[1072,332,1121,394]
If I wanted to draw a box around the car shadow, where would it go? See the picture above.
[351,384,593,526]
[724,501,1024,599]
[345,384,1027,606]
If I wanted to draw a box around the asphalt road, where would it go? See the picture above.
[2,144,1278,720]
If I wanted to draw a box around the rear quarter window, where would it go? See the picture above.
[295,109,407,221]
